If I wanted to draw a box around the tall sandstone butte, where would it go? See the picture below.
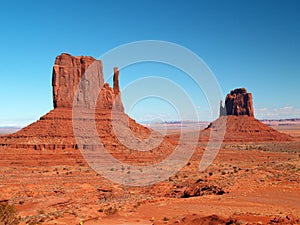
[52,53,124,111]
[0,53,174,158]
[220,88,254,117]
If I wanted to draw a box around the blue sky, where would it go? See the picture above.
[0,0,299,126]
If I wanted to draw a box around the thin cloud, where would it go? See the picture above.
[256,106,300,119]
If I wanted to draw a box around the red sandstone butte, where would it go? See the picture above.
[52,53,124,111]
[200,88,292,142]
[0,53,174,163]
[220,88,254,117]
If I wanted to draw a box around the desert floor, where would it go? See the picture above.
[0,126,299,225]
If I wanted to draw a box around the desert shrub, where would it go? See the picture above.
[104,206,117,215]
[162,217,169,221]
[0,202,20,225]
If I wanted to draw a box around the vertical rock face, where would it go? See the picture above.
[52,53,100,108]
[52,53,124,111]
[113,67,120,95]
[96,68,124,112]
[111,67,124,111]
[219,100,226,117]
[220,88,254,117]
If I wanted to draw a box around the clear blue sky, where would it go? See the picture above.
[0,0,299,126]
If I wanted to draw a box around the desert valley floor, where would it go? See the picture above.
[0,124,299,225]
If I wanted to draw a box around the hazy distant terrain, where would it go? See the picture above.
[143,118,300,133]
[0,126,21,135]
[261,118,300,126]
[1,118,299,135]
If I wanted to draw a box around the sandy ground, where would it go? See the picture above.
[0,128,299,224]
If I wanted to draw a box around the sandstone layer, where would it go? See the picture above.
[200,115,292,142]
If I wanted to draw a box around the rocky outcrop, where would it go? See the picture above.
[52,53,99,108]
[150,179,225,198]
[52,53,123,111]
[198,87,293,142]
[95,68,124,111]
[0,53,174,158]
[220,88,254,117]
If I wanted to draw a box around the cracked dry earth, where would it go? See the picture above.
[0,130,299,225]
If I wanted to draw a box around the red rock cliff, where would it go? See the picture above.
[220,88,254,117]
[52,53,124,111]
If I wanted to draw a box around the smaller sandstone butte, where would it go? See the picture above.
[52,53,124,111]
[197,87,292,142]
[220,88,254,117]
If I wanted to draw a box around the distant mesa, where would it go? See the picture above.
[220,88,254,117]
[199,88,292,142]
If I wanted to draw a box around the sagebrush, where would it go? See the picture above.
[0,203,19,225]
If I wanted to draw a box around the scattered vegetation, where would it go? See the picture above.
[104,206,118,215]
[0,202,20,225]
[162,216,169,221]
